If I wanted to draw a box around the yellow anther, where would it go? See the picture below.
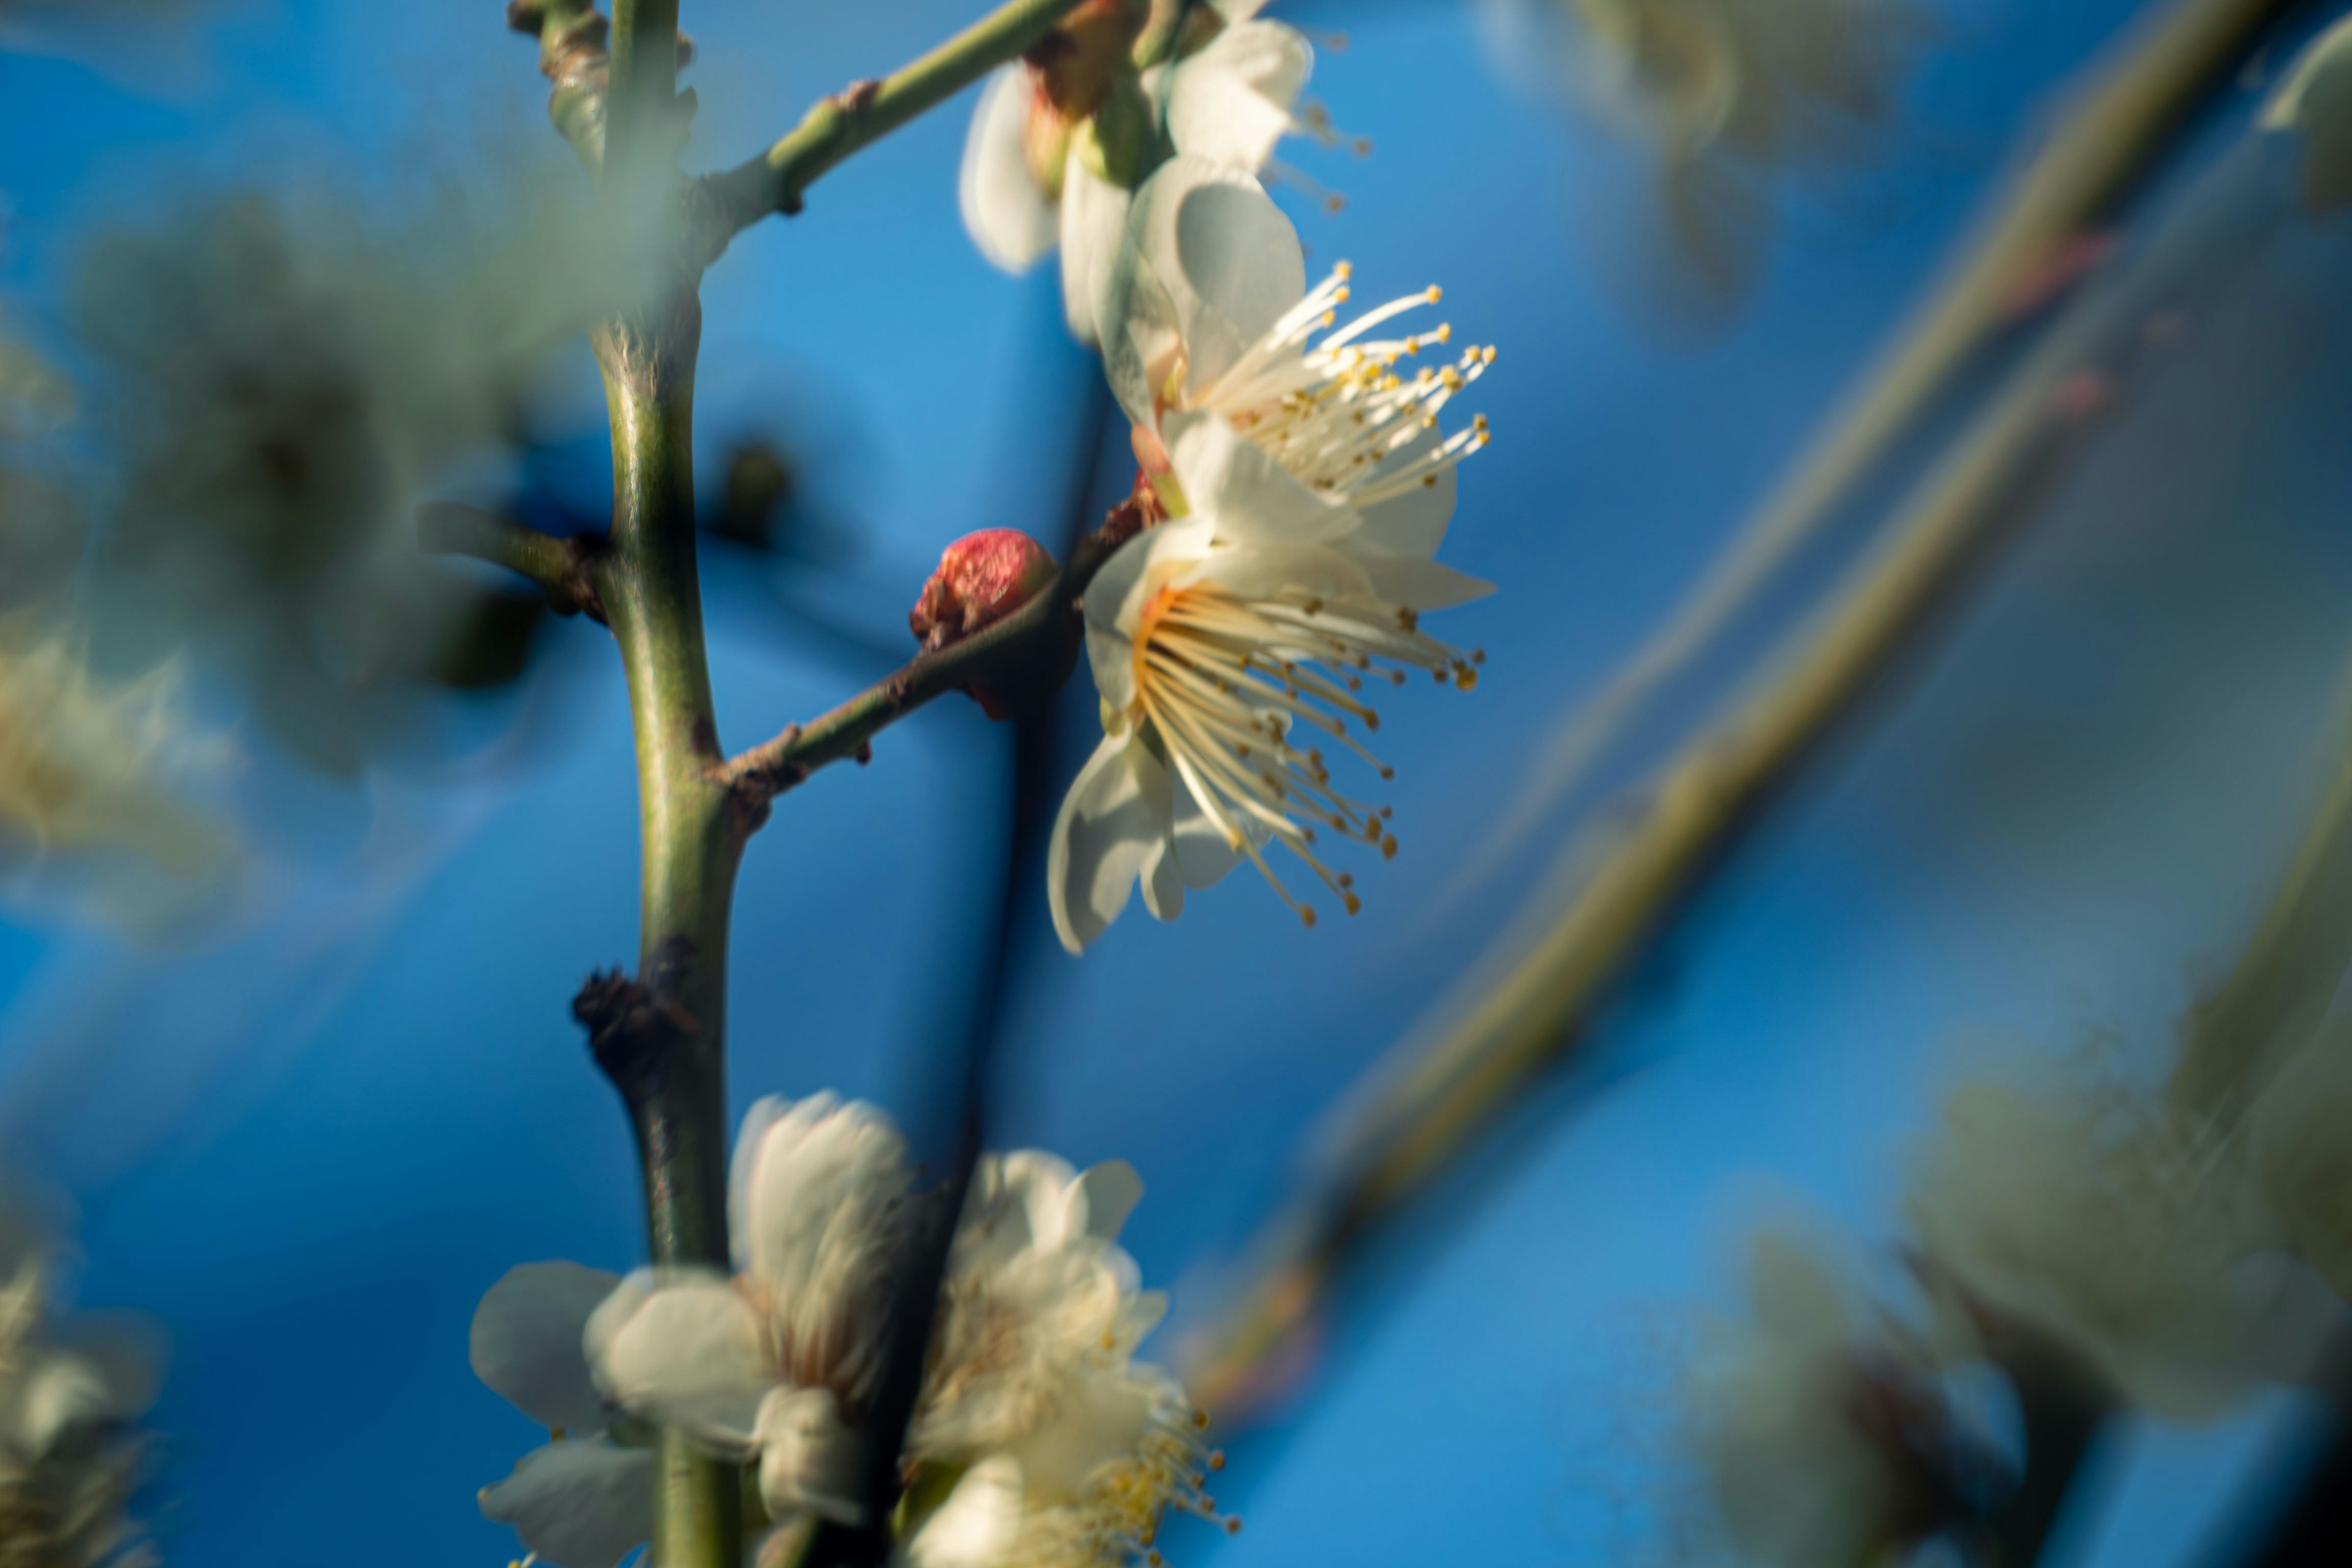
[1435,323,1453,343]
[1381,835,1399,859]
[1336,260,1353,279]
[1333,285,1351,304]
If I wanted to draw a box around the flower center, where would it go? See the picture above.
[1191,263,1495,505]
[1131,581,1481,928]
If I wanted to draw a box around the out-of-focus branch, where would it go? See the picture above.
[419,502,609,623]
[714,511,1136,815]
[1475,0,2302,875]
[703,0,1091,229]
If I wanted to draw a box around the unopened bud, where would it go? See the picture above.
[910,529,1059,654]
[910,529,1064,721]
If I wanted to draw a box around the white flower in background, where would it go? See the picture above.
[2248,1020,2352,1305]
[472,1262,652,1568]
[0,1199,162,1568]
[1684,1231,1959,1568]
[586,1094,913,1527]
[960,0,1313,340]
[0,633,230,887]
[1050,157,1494,951]
[72,174,658,772]
[1905,1076,2332,1421]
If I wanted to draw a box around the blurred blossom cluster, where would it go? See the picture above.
[0,1191,161,1568]
[69,176,659,772]
[1479,0,1922,303]
[474,1095,1226,1568]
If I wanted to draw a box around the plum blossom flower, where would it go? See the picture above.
[0,1197,162,1568]
[960,0,1314,340]
[1905,1076,2334,1421]
[1049,158,1493,950]
[472,1262,653,1568]
[1684,1230,1984,1568]
[902,1153,1231,1568]
[586,1094,911,1528]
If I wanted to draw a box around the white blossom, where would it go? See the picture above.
[959,0,1314,341]
[1905,1076,2332,1420]
[471,1261,653,1568]
[1683,1231,1951,1568]
[1050,157,1493,950]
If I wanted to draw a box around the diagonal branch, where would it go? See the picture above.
[702,0,1090,230]
[713,505,1139,816]
[418,502,609,623]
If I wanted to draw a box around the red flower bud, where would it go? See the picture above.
[910,530,1061,719]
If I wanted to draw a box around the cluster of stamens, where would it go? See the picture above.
[1193,263,1494,510]
[1133,583,1483,928]
[1030,1395,1238,1568]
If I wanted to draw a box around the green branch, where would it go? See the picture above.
[418,502,608,622]
[703,0,1090,228]
[716,516,1129,815]
[507,0,611,170]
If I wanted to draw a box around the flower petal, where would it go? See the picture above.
[1058,153,1131,345]
[1352,435,1458,559]
[733,1094,910,1301]
[480,1438,655,1568]
[959,67,1058,273]
[1072,1161,1144,1242]
[471,1261,624,1433]
[1170,770,1246,887]
[1125,157,1305,397]
[755,1385,865,1525]
[1163,409,1352,545]
[1346,548,1494,611]
[1176,537,1375,606]
[1047,731,1175,953]
[585,1268,770,1451]
[901,1453,1025,1568]
[1168,21,1313,172]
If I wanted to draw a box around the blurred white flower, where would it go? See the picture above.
[0,1198,162,1568]
[902,1154,1230,1568]
[1684,1230,1964,1568]
[1906,1076,2332,1421]
[960,0,1313,340]
[2261,13,2352,211]
[1050,158,1493,950]
[0,631,231,893]
[72,174,653,771]
[472,1261,652,1568]
[1479,0,1918,305]
[586,1093,911,1528]
[2248,1020,2352,1305]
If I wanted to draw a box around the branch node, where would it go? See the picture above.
[573,959,699,1100]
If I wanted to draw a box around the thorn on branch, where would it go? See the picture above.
[573,956,700,1100]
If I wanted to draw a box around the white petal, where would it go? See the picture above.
[1177,537,1375,606]
[1088,517,1218,644]
[1170,769,1246,888]
[1058,153,1131,345]
[1163,409,1352,545]
[472,1262,623,1433]
[1047,731,1176,953]
[1072,1161,1144,1242]
[1167,22,1313,172]
[1352,437,1458,559]
[960,67,1058,272]
[1140,833,1185,921]
[1008,1373,1155,1503]
[586,1270,770,1451]
[480,1439,655,1568]
[755,1385,866,1525]
[734,1095,910,1300]
[1346,547,1494,611]
[901,1453,1025,1568]
[1125,157,1304,397]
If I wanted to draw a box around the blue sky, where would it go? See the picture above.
[4,0,2351,1564]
